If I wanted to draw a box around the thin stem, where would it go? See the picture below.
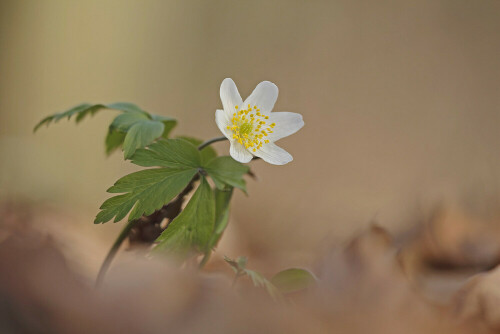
[95,219,137,287]
[199,252,211,269]
[198,136,228,150]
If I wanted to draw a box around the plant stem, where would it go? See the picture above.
[199,252,211,269]
[198,136,227,150]
[95,219,137,287]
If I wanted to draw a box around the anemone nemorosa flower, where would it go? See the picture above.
[215,78,304,165]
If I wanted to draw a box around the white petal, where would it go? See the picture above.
[253,142,293,165]
[267,112,304,142]
[243,81,278,115]
[220,78,243,116]
[215,109,232,138]
[230,141,253,163]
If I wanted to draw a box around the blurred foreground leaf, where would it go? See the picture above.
[225,256,282,301]
[271,268,317,294]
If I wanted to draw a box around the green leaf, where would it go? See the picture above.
[152,115,177,138]
[203,156,249,192]
[244,269,282,301]
[271,268,317,294]
[101,102,146,114]
[177,136,217,164]
[122,120,165,159]
[94,168,197,224]
[154,177,215,256]
[208,188,233,249]
[224,256,282,301]
[33,102,147,132]
[224,255,245,273]
[236,255,248,269]
[105,128,126,155]
[35,102,178,159]
[130,138,201,168]
[110,111,150,131]
[109,112,178,158]
[96,138,204,224]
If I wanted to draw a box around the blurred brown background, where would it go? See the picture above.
[1,0,500,272]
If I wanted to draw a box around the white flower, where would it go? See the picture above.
[215,78,304,165]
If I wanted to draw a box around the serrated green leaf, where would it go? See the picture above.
[271,268,317,294]
[154,177,215,256]
[203,156,249,192]
[176,136,217,164]
[33,102,146,132]
[130,138,201,168]
[105,128,126,155]
[123,120,165,159]
[208,188,233,249]
[94,168,197,224]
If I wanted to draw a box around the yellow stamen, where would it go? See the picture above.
[226,104,278,152]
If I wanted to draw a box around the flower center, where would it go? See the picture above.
[239,122,253,135]
[227,104,276,152]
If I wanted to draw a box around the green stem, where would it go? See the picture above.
[199,252,211,269]
[95,219,137,287]
[198,136,227,150]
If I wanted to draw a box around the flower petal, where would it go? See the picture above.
[220,78,243,116]
[230,141,253,163]
[215,109,232,139]
[253,142,293,165]
[243,81,278,115]
[267,112,304,142]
